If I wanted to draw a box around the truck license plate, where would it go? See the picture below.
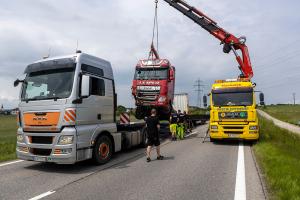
[228,134,240,138]
[34,156,46,162]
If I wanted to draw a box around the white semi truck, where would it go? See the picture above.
[14,52,147,164]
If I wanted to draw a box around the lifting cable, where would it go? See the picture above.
[149,0,159,60]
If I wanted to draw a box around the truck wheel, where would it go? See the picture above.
[140,127,148,148]
[93,135,113,165]
[135,107,144,120]
[210,137,216,143]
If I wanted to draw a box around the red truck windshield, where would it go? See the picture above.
[134,68,168,80]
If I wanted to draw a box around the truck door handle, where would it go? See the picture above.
[97,114,102,120]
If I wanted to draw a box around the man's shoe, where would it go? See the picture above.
[157,155,164,160]
[147,157,151,162]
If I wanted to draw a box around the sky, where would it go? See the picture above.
[0,0,299,109]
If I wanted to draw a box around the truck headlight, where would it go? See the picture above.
[211,125,218,130]
[58,136,74,145]
[17,135,24,143]
[158,96,167,103]
[249,126,258,130]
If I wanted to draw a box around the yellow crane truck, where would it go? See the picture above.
[208,78,259,141]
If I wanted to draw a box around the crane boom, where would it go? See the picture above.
[162,0,253,79]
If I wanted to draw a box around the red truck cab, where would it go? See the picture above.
[132,58,175,119]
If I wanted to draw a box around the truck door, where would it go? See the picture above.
[75,64,113,150]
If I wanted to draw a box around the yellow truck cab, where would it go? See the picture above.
[209,78,259,141]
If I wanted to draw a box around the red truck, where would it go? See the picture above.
[132,45,175,120]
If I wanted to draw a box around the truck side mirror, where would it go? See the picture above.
[203,96,208,107]
[14,79,20,87]
[259,92,265,106]
[169,70,175,81]
[81,75,90,97]
[14,79,26,87]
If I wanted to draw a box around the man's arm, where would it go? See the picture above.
[157,118,160,130]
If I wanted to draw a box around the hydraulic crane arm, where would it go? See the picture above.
[162,0,253,79]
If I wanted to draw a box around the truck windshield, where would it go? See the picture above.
[21,68,75,101]
[134,68,168,80]
[212,90,253,106]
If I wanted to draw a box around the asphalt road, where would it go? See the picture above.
[0,125,265,200]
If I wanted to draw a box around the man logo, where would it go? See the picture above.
[33,117,47,121]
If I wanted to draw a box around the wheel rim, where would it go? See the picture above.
[99,143,109,159]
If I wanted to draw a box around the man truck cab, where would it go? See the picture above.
[209,78,259,141]
[15,52,146,164]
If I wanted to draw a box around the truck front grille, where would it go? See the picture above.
[224,131,243,134]
[29,136,53,144]
[137,90,160,102]
[30,148,52,156]
[222,126,244,130]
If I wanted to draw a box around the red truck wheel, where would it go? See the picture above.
[93,135,113,165]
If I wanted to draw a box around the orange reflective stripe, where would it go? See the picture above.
[68,110,76,118]
[65,111,75,121]
[64,115,70,122]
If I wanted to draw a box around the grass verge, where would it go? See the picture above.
[254,117,300,199]
[261,105,300,126]
[0,115,17,162]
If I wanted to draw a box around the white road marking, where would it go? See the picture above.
[185,131,198,138]
[234,142,246,200]
[0,160,24,167]
[29,191,56,200]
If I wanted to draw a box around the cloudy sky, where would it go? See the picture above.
[0,0,299,108]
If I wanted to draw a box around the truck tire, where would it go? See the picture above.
[210,137,216,143]
[135,106,144,120]
[93,135,113,165]
[140,127,148,148]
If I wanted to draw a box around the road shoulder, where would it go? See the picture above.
[257,109,300,135]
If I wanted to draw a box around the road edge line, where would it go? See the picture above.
[28,191,56,200]
[250,146,268,199]
[0,160,24,167]
[234,142,246,200]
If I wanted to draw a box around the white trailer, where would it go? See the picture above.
[173,93,209,127]
[173,93,189,113]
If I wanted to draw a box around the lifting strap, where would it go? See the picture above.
[149,0,160,60]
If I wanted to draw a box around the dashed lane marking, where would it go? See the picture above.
[28,191,56,200]
[0,160,24,167]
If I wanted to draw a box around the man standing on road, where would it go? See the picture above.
[146,109,164,162]
[169,110,178,141]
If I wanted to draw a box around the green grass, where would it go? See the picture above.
[261,105,300,125]
[188,107,209,115]
[0,115,17,162]
[254,117,300,199]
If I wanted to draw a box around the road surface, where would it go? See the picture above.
[258,109,300,135]
[0,125,265,200]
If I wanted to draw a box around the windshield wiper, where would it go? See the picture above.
[23,96,62,102]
